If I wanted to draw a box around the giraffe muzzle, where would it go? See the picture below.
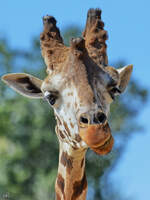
[79,123,114,155]
[79,112,107,126]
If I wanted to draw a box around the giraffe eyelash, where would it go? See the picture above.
[109,87,121,100]
[44,91,58,106]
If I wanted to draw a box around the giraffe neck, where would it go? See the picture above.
[55,141,87,200]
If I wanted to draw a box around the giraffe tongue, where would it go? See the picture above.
[79,123,114,155]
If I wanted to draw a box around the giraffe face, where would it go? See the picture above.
[2,63,132,154]
[40,62,133,153]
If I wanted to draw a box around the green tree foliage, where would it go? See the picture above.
[0,27,148,200]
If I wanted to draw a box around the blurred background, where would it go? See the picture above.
[0,0,149,200]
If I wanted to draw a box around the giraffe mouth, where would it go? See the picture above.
[90,135,114,155]
[79,123,114,155]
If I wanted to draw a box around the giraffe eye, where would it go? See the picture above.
[44,91,58,106]
[109,87,121,100]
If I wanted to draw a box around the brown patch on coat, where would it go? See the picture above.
[75,134,82,142]
[47,49,53,54]
[43,43,51,48]
[72,141,78,148]
[72,146,78,150]
[81,158,84,168]
[70,122,74,129]
[71,172,87,200]
[57,174,65,195]
[55,192,61,200]
[59,130,65,139]
[61,152,73,173]
[63,121,71,136]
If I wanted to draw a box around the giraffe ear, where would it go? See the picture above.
[1,73,43,99]
[117,64,133,92]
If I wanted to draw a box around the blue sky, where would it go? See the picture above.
[1,0,150,199]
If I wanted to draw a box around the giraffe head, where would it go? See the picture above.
[2,9,133,155]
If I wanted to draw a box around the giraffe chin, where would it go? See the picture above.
[79,123,114,155]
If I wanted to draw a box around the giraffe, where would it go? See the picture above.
[2,9,133,200]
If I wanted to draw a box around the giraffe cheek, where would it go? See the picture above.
[79,123,114,155]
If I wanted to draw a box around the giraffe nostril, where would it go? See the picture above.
[97,112,106,124]
[80,116,89,124]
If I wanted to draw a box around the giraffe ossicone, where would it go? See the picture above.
[2,8,133,200]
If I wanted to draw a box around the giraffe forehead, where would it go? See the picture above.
[42,71,94,107]
[42,73,65,91]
